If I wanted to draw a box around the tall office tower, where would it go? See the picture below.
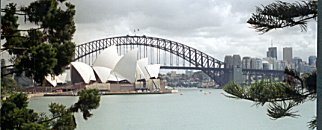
[242,57,251,69]
[250,58,263,69]
[308,56,317,66]
[267,47,277,59]
[224,55,233,68]
[232,55,241,68]
[283,47,293,64]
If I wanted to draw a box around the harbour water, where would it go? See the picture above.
[29,89,316,130]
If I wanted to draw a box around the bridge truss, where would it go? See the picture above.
[74,35,229,86]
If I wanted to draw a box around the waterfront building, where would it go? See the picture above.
[263,57,277,70]
[262,61,273,70]
[111,48,139,83]
[267,47,277,59]
[185,70,193,77]
[283,47,292,64]
[46,45,163,91]
[250,58,263,69]
[45,73,68,87]
[224,55,233,68]
[70,62,96,84]
[224,55,242,83]
[242,57,251,69]
[92,45,123,83]
[93,45,122,69]
[279,60,287,70]
[170,71,177,77]
[293,57,304,72]
[232,54,241,68]
[275,60,281,70]
[308,56,317,67]
[274,60,287,70]
[303,63,315,73]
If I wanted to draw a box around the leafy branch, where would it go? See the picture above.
[1,0,76,84]
[267,101,299,119]
[247,1,317,33]
[1,89,101,129]
[223,68,316,124]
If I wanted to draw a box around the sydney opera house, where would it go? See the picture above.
[45,45,165,93]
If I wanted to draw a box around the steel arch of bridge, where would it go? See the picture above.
[74,35,228,85]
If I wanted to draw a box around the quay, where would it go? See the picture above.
[99,91,172,95]
[43,90,173,96]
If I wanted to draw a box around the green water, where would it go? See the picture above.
[29,89,316,130]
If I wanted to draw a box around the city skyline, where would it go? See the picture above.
[226,46,316,64]
[2,0,317,62]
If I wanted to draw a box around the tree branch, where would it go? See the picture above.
[247,0,317,33]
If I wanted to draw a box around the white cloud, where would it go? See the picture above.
[2,0,317,61]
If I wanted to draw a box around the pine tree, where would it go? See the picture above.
[224,1,318,129]
[1,89,101,130]
[1,0,76,85]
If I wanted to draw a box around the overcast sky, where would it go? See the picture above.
[3,0,317,62]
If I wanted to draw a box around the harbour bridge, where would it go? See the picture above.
[74,35,284,87]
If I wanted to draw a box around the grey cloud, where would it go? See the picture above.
[1,0,316,61]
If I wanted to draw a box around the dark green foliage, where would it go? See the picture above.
[247,1,317,33]
[303,71,317,93]
[1,75,19,94]
[1,59,19,94]
[308,117,316,129]
[21,122,47,130]
[15,43,57,83]
[224,69,316,125]
[1,3,24,54]
[1,0,76,85]
[245,1,318,128]
[70,89,101,120]
[267,101,299,119]
[49,103,76,130]
[52,41,75,75]
[223,79,309,105]
[1,89,101,130]
[1,93,49,130]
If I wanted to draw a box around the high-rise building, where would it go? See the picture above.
[232,55,241,68]
[242,57,251,69]
[283,47,292,64]
[250,58,262,69]
[308,56,317,66]
[267,47,277,59]
[224,55,241,68]
[224,55,233,68]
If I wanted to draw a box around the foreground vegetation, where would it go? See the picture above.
[1,0,76,85]
[224,0,319,129]
[1,89,101,130]
[223,69,316,128]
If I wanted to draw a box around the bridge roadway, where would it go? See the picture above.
[160,66,285,74]
[161,66,285,87]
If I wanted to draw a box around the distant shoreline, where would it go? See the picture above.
[27,93,45,99]
[27,90,174,98]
